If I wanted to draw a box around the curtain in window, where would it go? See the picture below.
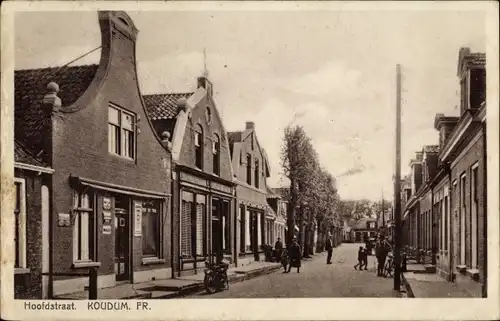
[245,210,251,250]
[142,202,159,257]
[196,202,205,256]
[181,201,192,257]
[257,213,262,247]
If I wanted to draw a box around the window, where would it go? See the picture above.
[181,192,194,258]
[470,69,486,109]
[212,135,220,175]
[205,107,212,124]
[257,212,262,249]
[142,200,161,257]
[223,200,230,252]
[108,106,135,159]
[73,191,95,262]
[195,195,206,257]
[14,179,26,269]
[471,164,479,268]
[239,205,245,253]
[459,174,466,265]
[254,159,260,188]
[246,154,252,185]
[194,125,203,169]
[246,210,252,251]
[251,134,254,150]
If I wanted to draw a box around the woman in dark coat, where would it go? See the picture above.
[287,238,302,273]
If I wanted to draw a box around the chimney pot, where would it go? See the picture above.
[245,121,255,130]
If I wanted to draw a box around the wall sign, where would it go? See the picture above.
[102,210,112,224]
[102,225,112,235]
[134,202,142,236]
[58,213,71,227]
[103,197,112,210]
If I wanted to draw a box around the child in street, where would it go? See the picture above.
[354,246,365,270]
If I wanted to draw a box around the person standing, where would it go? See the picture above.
[274,237,284,262]
[287,237,302,273]
[375,235,391,276]
[325,233,333,264]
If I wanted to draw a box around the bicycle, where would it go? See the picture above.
[383,252,395,277]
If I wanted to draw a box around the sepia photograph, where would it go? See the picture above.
[1,1,499,320]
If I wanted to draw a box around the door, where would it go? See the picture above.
[211,198,222,257]
[115,208,130,281]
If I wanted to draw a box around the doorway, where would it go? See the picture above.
[114,207,130,282]
[211,198,222,257]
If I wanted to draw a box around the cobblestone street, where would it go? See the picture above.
[192,243,401,298]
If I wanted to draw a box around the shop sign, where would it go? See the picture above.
[103,197,112,210]
[102,225,112,235]
[134,202,142,236]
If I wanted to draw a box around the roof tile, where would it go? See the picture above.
[142,93,193,120]
[14,140,47,167]
[15,64,99,157]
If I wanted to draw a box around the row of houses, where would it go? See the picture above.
[12,11,291,299]
[401,47,487,297]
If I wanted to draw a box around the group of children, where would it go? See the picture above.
[354,246,370,270]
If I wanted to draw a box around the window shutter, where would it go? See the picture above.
[245,211,251,247]
[181,201,192,257]
[257,213,262,247]
[196,203,205,256]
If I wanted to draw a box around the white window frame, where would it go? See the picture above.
[72,191,94,263]
[14,178,27,270]
[471,163,479,268]
[108,105,136,160]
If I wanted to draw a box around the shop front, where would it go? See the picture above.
[175,168,235,276]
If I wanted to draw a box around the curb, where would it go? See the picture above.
[156,264,283,299]
[401,273,415,298]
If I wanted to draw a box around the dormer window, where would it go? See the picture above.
[194,125,203,169]
[108,105,136,160]
[212,134,220,175]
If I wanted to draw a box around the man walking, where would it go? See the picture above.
[326,233,333,264]
[274,237,284,262]
[287,237,302,273]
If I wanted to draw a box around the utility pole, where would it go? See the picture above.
[394,64,402,291]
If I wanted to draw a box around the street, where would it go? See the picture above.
[192,243,400,298]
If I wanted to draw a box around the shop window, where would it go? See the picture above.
[254,159,260,188]
[223,200,230,253]
[212,134,220,175]
[73,191,95,262]
[194,125,203,169]
[246,154,252,185]
[195,195,206,257]
[14,178,26,269]
[108,105,135,159]
[181,192,194,258]
[142,200,161,258]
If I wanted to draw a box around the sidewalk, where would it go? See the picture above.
[402,265,475,298]
[55,261,282,300]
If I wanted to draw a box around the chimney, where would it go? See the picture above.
[245,122,255,130]
[41,82,61,165]
[197,77,213,97]
[434,113,459,150]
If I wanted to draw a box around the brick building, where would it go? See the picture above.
[14,11,173,298]
[144,76,236,276]
[402,47,486,297]
[227,123,272,265]
[13,141,54,299]
[266,187,287,246]
[351,218,378,243]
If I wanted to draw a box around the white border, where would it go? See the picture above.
[1,1,499,321]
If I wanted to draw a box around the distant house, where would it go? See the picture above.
[266,187,287,245]
[351,218,378,242]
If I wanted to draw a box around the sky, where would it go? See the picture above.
[14,9,486,201]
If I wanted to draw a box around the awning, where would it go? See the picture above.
[70,175,170,200]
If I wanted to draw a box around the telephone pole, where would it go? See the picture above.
[394,64,402,291]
